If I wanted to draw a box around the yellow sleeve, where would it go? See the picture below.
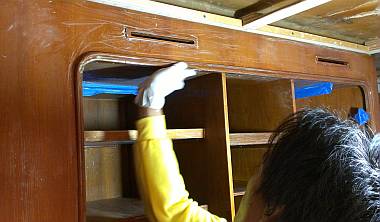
[134,115,227,222]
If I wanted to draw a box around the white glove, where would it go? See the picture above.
[134,62,196,109]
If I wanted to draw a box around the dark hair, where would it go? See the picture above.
[258,108,380,222]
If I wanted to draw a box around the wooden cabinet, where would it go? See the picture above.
[0,1,378,222]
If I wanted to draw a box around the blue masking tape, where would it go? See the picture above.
[354,108,369,125]
[82,81,139,96]
[295,82,334,99]
[82,71,146,96]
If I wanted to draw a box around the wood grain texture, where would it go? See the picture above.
[1,1,378,222]
[165,74,235,220]
[227,78,294,132]
[274,0,380,44]
[84,129,205,143]
[83,98,121,130]
[231,147,268,186]
[230,133,272,146]
[85,147,123,202]
[236,0,301,22]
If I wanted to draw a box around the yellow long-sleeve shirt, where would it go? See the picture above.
[134,115,254,222]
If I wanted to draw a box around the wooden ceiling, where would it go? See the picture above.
[154,0,380,50]
[274,0,380,45]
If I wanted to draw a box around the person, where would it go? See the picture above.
[133,62,380,222]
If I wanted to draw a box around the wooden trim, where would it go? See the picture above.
[243,0,332,29]
[255,25,369,53]
[221,73,236,219]
[79,52,370,93]
[77,52,376,135]
[366,39,380,50]
[88,0,370,54]
[84,129,204,143]
[230,133,272,146]
[163,73,235,220]
[366,39,380,55]
[290,80,297,113]
[370,49,380,55]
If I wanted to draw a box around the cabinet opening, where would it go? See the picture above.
[224,73,295,214]
[224,74,368,215]
[294,80,367,120]
[81,61,158,222]
[78,58,369,221]
[79,59,233,221]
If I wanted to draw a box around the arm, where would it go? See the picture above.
[133,64,227,222]
[134,108,226,222]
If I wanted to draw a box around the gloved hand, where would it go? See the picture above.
[135,62,196,109]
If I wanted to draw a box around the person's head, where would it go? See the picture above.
[256,108,380,222]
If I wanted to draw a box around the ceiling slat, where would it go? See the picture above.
[235,0,292,18]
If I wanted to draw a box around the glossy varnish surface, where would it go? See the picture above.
[0,1,378,222]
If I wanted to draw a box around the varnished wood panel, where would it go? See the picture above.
[227,79,294,132]
[0,1,378,222]
[165,74,234,220]
[85,147,123,202]
[231,147,268,184]
[84,98,120,130]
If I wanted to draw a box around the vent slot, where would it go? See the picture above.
[316,57,349,67]
[129,31,196,45]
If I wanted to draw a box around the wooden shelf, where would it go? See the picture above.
[229,133,272,146]
[85,130,272,147]
[233,187,246,197]
[84,129,204,146]
[86,198,147,222]
[233,181,247,197]
[86,198,208,222]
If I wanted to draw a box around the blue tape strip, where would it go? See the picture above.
[295,82,334,99]
[83,81,139,96]
[82,71,146,96]
[354,108,369,125]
